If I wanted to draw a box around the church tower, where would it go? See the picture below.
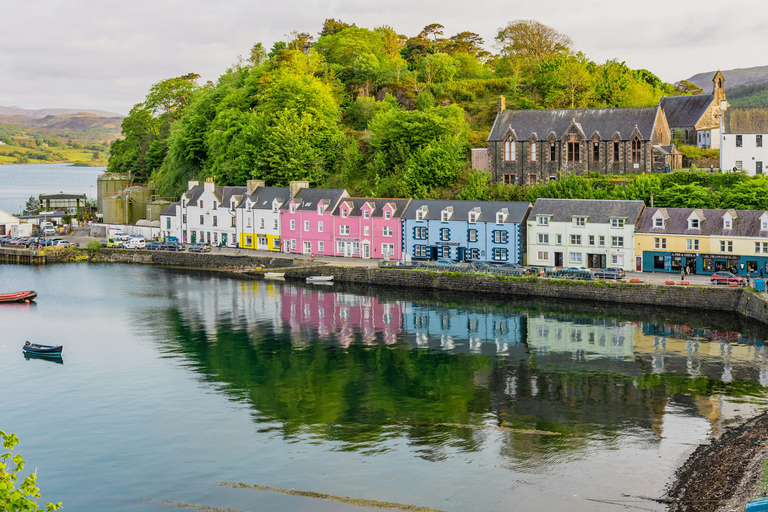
[712,70,726,104]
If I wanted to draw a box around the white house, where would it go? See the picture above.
[236,180,290,252]
[179,179,245,247]
[720,106,768,176]
[526,198,645,271]
[159,203,180,241]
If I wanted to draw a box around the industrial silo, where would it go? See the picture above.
[125,187,155,223]
[103,195,128,225]
[97,173,131,214]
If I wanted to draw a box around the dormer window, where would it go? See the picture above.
[724,217,732,229]
[504,138,516,162]
[574,217,586,227]
[182,199,186,207]
[469,212,477,223]
[654,217,664,228]
[441,212,449,222]
[416,207,427,221]
[363,210,370,219]
[318,204,324,215]
[611,218,624,228]
[290,204,296,214]
[441,207,453,222]
[762,218,768,231]
[231,201,236,210]
[537,216,549,226]
[384,211,391,220]
[341,209,348,218]
[690,218,700,229]
[496,212,504,224]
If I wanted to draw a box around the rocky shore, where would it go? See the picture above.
[667,410,768,511]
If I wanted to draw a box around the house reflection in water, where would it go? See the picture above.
[526,314,636,361]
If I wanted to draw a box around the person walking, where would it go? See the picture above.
[761,267,764,279]
[680,267,685,281]
[747,271,751,287]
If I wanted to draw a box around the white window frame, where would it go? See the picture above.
[340,225,349,235]
[318,221,323,233]
[318,241,324,253]
[537,216,549,226]
[538,233,549,244]
[304,220,309,232]
[383,226,393,237]
[569,252,583,264]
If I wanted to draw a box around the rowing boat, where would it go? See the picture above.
[23,341,63,356]
[0,291,37,303]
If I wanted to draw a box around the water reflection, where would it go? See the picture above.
[147,275,768,457]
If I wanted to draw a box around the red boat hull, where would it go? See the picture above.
[0,291,37,303]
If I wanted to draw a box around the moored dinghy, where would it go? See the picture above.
[23,341,63,357]
[306,275,333,284]
[265,272,285,279]
[0,291,37,303]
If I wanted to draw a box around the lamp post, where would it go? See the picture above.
[147,207,153,241]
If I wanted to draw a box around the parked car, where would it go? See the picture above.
[594,267,626,280]
[500,262,531,274]
[145,241,163,250]
[188,242,211,253]
[40,238,64,247]
[560,266,594,279]
[124,238,146,249]
[161,241,185,252]
[468,261,493,269]
[51,240,73,248]
[433,258,463,267]
[711,272,744,285]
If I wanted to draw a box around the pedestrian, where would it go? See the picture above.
[761,267,764,279]
[680,267,685,280]
[747,271,751,287]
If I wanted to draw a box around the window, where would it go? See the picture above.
[496,212,505,224]
[303,241,311,254]
[247,218,252,228]
[441,211,450,222]
[611,218,624,228]
[440,228,450,240]
[200,201,203,209]
[384,211,391,220]
[574,217,586,227]
[567,142,580,162]
[304,220,309,232]
[212,216,218,226]
[537,251,549,261]
[441,247,450,258]
[341,209,347,218]
[632,139,641,163]
[318,221,323,233]
[537,216,549,226]
[212,201,217,210]
[318,204,324,215]
[363,226,369,236]
[290,239,296,250]
[570,252,583,264]
[611,254,624,266]
[550,143,557,162]
[556,234,563,245]
[654,217,664,228]
[758,135,763,148]
[415,227,427,239]
[469,229,478,242]
[763,219,768,231]
[570,234,582,245]
[382,243,395,256]
[383,226,393,237]
[260,218,265,229]
[538,233,549,244]
[613,141,620,161]
[654,237,667,250]
[720,240,733,253]
[290,204,295,213]
[468,248,479,259]
[736,161,743,170]
[687,239,700,251]
[736,135,743,147]
[290,219,295,230]
[363,210,369,219]
[589,235,595,246]
[724,218,732,229]
[245,235,252,246]
[231,217,236,227]
[759,242,768,254]
[493,231,508,243]
[690,218,699,229]
[530,142,537,162]
[592,142,599,162]
[414,245,428,257]
[503,174,515,185]
[528,174,537,185]
[599,235,605,247]
[611,236,624,247]
[318,241,324,253]
[340,225,349,235]
[493,248,508,261]
[504,139,516,161]
[182,214,187,223]
[274,219,278,229]
[199,215,204,224]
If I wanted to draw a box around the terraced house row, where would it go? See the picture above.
[159,178,768,275]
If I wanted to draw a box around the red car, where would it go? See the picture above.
[710,272,744,285]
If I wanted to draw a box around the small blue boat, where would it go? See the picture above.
[23,341,63,357]
[747,497,768,512]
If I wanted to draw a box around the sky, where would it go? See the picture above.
[2,0,766,116]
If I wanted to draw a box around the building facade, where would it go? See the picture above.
[720,106,768,176]
[526,198,645,271]
[281,186,349,255]
[236,181,289,251]
[179,179,245,247]
[402,199,531,263]
[660,71,726,148]
[487,101,674,184]
[331,198,411,260]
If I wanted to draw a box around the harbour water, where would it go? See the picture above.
[0,162,103,214]
[3,264,768,511]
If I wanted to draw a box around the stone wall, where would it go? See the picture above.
[88,248,302,270]
[276,266,768,325]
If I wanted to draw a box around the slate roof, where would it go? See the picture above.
[723,106,768,134]
[160,203,178,216]
[638,207,768,238]
[239,187,290,210]
[529,198,645,224]
[332,198,412,218]
[183,185,246,207]
[659,94,714,128]
[402,199,531,224]
[291,188,348,211]
[488,106,661,142]
[182,185,203,205]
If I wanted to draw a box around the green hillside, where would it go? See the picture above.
[727,81,768,107]
[108,18,692,199]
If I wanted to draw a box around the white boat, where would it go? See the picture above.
[306,275,333,283]
[264,272,285,279]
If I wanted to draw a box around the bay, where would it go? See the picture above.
[0,162,104,215]
[2,263,767,511]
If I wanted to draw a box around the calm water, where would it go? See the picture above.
[3,264,768,511]
[0,162,103,214]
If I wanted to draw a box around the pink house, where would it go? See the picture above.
[280,185,349,255]
[331,198,411,260]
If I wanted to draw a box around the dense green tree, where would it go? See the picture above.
[23,196,40,215]
[495,19,572,61]
[315,27,384,67]
[319,18,353,37]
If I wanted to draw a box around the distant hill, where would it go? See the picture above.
[0,105,124,119]
[0,111,124,144]
[684,65,768,92]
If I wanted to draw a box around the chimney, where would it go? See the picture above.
[247,179,265,195]
[290,180,309,199]
[187,180,199,191]
[650,194,654,208]
[496,95,506,116]
[204,177,215,193]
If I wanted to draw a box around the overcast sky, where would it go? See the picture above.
[2,0,765,116]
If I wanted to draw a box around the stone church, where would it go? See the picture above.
[485,98,679,185]
[659,71,727,149]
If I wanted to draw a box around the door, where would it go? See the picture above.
[758,161,763,175]
[554,252,563,267]
[636,256,642,272]
[222,233,227,246]
[303,241,311,254]
[362,242,370,259]
[191,232,196,243]
[346,243,353,257]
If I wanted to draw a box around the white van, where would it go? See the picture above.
[124,238,146,249]
[41,222,55,236]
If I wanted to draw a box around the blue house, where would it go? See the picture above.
[401,199,531,263]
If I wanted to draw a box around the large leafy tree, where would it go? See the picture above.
[495,19,572,61]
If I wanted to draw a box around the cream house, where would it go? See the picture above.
[526,198,645,271]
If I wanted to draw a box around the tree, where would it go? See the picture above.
[286,31,315,52]
[446,31,484,56]
[248,42,267,66]
[0,431,61,512]
[675,80,705,96]
[374,25,406,60]
[23,196,40,215]
[495,19,572,61]
[319,18,353,37]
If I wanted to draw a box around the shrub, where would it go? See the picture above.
[86,239,102,253]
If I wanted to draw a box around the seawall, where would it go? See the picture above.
[273,266,768,327]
